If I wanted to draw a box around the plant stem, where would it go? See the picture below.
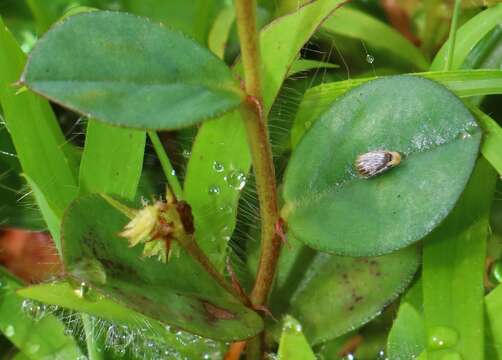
[234,0,282,307]
[148,131,183,200]
[179,235,250,306]
[234,0,262,99]
[445,0,462,71]
[234,1,283,358]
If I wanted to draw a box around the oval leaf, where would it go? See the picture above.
[59,194,262,341]
[287,243,420,345]
[21,11,244,130]
[283,75,481,256]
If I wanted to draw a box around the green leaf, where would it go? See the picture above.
[284,75,481,256]
[17,281,226,359]
[260,0,348,112]
[430,4,502,71]
[486,285,502,358]
[59,194,263,341]
[22,11,244,130]
[278,316,316,360]
[184,0,349,267]
[422,158,496,359]
[291,69,502,148]
[0,16,77,250]
[468,105,502,175]
[124,0,224,45]
[285,240,420,345]
[0,267,83,359]
[0,125,45,230]
[208,5,235,59]
[320,7,429,71]
[79,120,145,199]
[387,303,426,360]
[287,59,338,77]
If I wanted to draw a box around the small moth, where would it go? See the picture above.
[355,150,402,178]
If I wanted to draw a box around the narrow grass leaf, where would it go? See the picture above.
[278,316,316,360]
[0,16,77,250]
[79,120,145,200]
[430,4,502,70]
[320,7,429,71]
[422,158,496,359]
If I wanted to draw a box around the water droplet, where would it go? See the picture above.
[304,121,312,129]
[366,54,374,64]
[182,149,191,158]
[28,343,40,354]
[5,325,15,337]
[440,350,463,360]
[212,161,225,173]
[457,130,471,140]
[21,299,47,321]
[224,170,246,190]
[428,326,459,350]
[171,169,176,176]
[208,185,220,195]
[283,316,303,334]
[376,349,386,359]
[74,282,90,299]
[490,260,502,284]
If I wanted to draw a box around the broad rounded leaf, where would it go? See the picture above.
[21,11,244,130]
[283,76,481,256]
[287,244,420,345]
[59,194,262,341]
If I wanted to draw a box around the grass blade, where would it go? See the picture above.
[79,120,145,200]
[422,158,496,359]
[0,16,77,250]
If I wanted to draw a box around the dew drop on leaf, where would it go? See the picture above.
[428,326,459,350]
[5,325,15,337]
[74,281,90,299]
[490,259,502,284]
[225,170,246,190]
[212,161,225,173]
[366,54,374,64]
[208,185,220,195]
[21,299,47,321]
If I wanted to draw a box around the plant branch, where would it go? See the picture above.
[445,0,462,71]
[234,0,262,99]
[148,131,183,200]
[178,235,251,306]
[235,0,282,308]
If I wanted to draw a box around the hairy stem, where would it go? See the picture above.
[179,235,250,306]
[234,0,281,307]
[234,0,283,358]
[148,131,183,200]
[242,104,281,306]
[234,0,262,99]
